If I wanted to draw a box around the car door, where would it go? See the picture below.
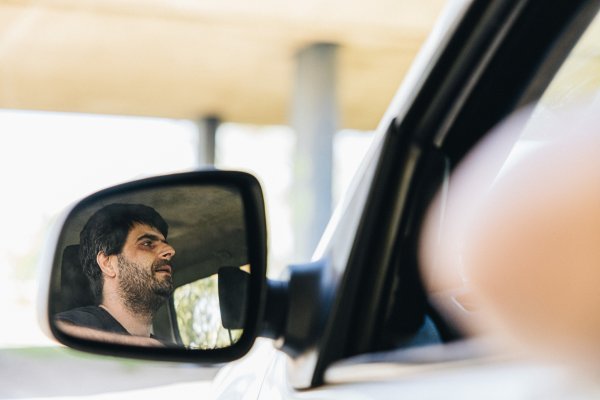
[212,0,600,398]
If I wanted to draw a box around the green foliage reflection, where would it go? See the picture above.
[173,274,243,349]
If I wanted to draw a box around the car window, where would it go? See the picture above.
[420,8,600,346]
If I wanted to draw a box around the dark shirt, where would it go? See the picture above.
[55,306,129,335]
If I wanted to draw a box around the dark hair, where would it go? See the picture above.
[79,203,169,303]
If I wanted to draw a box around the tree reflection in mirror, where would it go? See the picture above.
[173,265,249,349]
[50,182,250,350]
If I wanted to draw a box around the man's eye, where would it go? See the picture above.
[141,241,153,247]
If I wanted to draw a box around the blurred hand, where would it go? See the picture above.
[420,102,600,367]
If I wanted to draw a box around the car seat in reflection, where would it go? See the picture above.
[60,244,95,312]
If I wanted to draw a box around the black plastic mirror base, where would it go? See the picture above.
[260,278,289,340]
[45,170,268,364]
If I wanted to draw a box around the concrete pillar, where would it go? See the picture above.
[195,116,220,166]
[291,43,339,261]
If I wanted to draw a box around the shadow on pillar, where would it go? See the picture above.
[196,116,220,167]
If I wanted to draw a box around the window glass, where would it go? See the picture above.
[420,9,600,344]
[462,10,600,354]
[514,11,600,142]
[489,11,600,178]
[538,12,600,110]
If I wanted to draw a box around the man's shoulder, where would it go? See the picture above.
[55,306,128,334]
[56,305,105,320]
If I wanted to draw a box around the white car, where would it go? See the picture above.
[40,0,600,398]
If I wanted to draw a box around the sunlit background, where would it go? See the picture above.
[0,112,374,348]
[0,0,451,354]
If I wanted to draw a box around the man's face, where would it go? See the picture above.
[116,223,176,315]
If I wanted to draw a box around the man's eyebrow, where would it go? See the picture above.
[136,233,169,244]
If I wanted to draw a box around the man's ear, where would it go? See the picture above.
[97,252,117,278]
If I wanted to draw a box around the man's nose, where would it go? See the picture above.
[159,243,175,260]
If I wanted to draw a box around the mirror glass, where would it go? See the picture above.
[49,182,251,350]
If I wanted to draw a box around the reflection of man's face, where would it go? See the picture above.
[116,223,176,315]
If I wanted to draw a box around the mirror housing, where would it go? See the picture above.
[39,170,267,364]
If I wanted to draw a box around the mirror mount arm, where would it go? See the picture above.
[260,279,289,340]
[271,259,333,358]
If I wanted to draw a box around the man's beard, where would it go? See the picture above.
[117,254,174,317]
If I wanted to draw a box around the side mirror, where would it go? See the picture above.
[39,170,267,363]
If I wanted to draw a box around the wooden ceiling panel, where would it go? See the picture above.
[0,0,444,129]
